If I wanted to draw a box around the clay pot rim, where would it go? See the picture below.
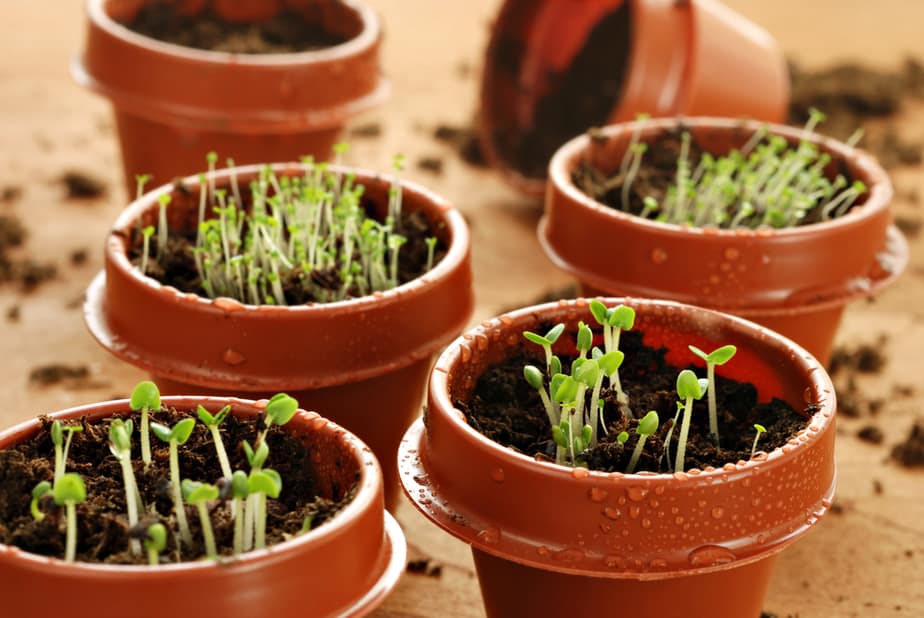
[86,0,381,66]
[0,395,405,597]
[429,297,835,482]
[549,116,892,239]
[102,162,469,316]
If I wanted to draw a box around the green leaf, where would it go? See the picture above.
[573,437,585,453]
[552,376,579,403]
[109,420,132,452]
[172,418,196,445]
[243,440,270,469]
[51,421,63,447]
[597,351,625,376]
[617,431,629,445]
[588,300,608,326]
[231,470,250,499]
[581,424,593,445]
[196,405,215,426]
[248,470,281,498]
[53,473,86,505]
[607,306,636,330]
[676,370,703,400]
[545,324,565,344]
[552,425,567,448]
[523,365,545,391]
[574,359,599,387]
[130,381,161,412]
[32,480,52,500]
[576,322,592,352]
[523,331,549,347]
[265,393,298,427]
[637,411,659,436]
[213,405,231,425]
[707,345,737,365]
[181,479,219,504]
[688,345,708,362]
[754,424,767,434]
[150,422,172,444]
[550,374,567,400]
[550,356,562,376]
[144,523,167,553]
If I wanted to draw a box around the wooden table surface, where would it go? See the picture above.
[1,1,922,616]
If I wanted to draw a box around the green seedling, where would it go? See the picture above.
[523,323,565,376]
[616,431,629,445]
[230,470,250,555]
[140,225,155,275]
[524,365,558,428]
[144,523,167,566]
[257,393,298,446]
[151,418,196,550]
[135,174,151,201]
[241,439,270,552]
[594,349,625,432]
[660,401,684,469]
[626,411,659,474]
[248,468,282,550]
[197,404,233,479]
[181,480,220,559]
[30,481,52,522]
[53,473,86,563]
[108,418,143,555]
[590,303,635,418]
[688,344,737,448]
[576,321,593,360]
[156,193,171,258]
[300,514,315,534]
[673,371,709,473]
[130,380,161,469]
[751,423,767,458]
[50,420,83,485]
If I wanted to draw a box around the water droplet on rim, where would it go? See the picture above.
[651,248,668,264]
[627,486,648,502]
[491,468,505,483]
[589,487,608,502]
[222,348,246,366]
[478,527,501,545]
[688,545,736,567]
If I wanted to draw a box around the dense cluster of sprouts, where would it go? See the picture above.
[29,382,313,564]
[522,301,757,473]
[607,109,867,229]
[136,147,438,305]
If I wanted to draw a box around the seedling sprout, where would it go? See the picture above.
[144,523,167,566]
[53,473,86,563]
[230,470,250,556]
[30,481,51,522]
[523,323,565,376]
[130,380,161,469]
[197,404,233,479]
[625,411,659,474]
[257,393,298,446]
[51,420,83,485]
[673,371,709,473]
[151,418,196,550]
[751,423,767,459]
[688,344,737,447]
[181,480,220,559]
[248,468,282,550]
[109,418,143,556]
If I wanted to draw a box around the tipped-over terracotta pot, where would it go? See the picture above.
[479,0,789,196]
[84,163,474,508]
[400,297,836,618]
[73,0,388,192]
[0,395,405,618]
[540,117,908,365]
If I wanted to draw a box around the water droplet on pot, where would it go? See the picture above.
[537,546,550,557]
[688,545,736,567]
[222,349,246,365]
[554,548,585,563]
[589,487,608,502]
[628,506,641,519]
[711,507,724,519]
[603,507,622,520]
[477,526,501,544]
[641,518,652,529]
[803,387,814,403]
[654,486,665,496]
[709,274,721,285]
[651,248,668,264]
[491,468,505,483]
[460,345,472,362]
[213,297,245,312]
[627,486,647,502]
[604,554,627,569]
[756,534,767,545]
[413,474,430,487]
[724,247,740,261]
[650,558,668,569]
[499,315,513,325]
[572,467,590,480]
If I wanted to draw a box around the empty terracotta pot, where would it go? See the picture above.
[540,117,908,365]
[479,0,789,196]
[73,0,388,193]
[84,163,474,508]
[400,297,836,618]
[0,395,405,618]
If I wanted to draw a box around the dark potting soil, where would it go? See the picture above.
[124,1,350,54]
[432,124,487,167]
[0,408,353,564]
[459,330,809,473]
[891,420,924,468]
[829,338,889,375]
[491,3,632,180]
[406,558,443,577]
[571,127,857,228]
[61,170,106,200]
[28,364,90,387]
[127,193,447,305]
[0,213,57,292]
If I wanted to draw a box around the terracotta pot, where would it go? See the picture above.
[73,0,388,192]
[540,117,908,365]
[479,0,789,196]
[400,297,837,618]
[84,163,474,508]
[0,395,405,618]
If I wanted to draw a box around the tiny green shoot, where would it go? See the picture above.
[625,411,659,474]
[51,420,83,485]
[108,418,143,556]
[181,480,220,559]
[751,423,767,459]
[230,470,250,556]
[144,523,167,566]
[130,380,161,469]
[53,473,86,563]
[523,323,565,376]
[30,481,52,522]
[140,225,155,275]
[616,431,629,445]
[248,468,282,550]
[197,404,233,479]
[257,393,298,446]
[241,439,270,552]
[673,371,709,472]
[688,344,737,448]
[151,418,196,550]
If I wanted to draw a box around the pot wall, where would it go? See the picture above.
[74,0,389,191]
[0,396,405,618]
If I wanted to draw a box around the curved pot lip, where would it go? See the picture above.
[85,0,381,66]
[101,162,470,317]
[0,395,398,576]
[402,297,837,578]
[547,116,893,240]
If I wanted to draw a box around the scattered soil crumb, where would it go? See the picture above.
[0,215,56,292]
[432,124,487,167]
[416,156,444,175]
[829,338,888,375]
[891,420,924,467]
[834,377,882,418]
[349,122,382,138]
[873,479,884,495]
[0,214,26,250]
[65,293,85,310]
[6,304,20,322]
[1,185,22,204]
[61,171,107,199]
[28,364,90,387]
[455,60,472,79]
[905,549,914,558]
[406,558,443,577]
[857,425,884,444]
[829,501,845,515]
[70,248,89,266]
[892,384,915,398]
[761,613,800,618]
[895,214,922,238]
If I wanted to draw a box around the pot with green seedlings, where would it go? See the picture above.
[84,153,474,507]
[540,115,908,365]
[400,297,836,618]
[0,383,406,618]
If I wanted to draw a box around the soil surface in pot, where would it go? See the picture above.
[491,2,632,180]
[0,408,353,564]
[127,188,447,305]
[123,1,351,54]
[459,330,809,473]
[571,127,857,228]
